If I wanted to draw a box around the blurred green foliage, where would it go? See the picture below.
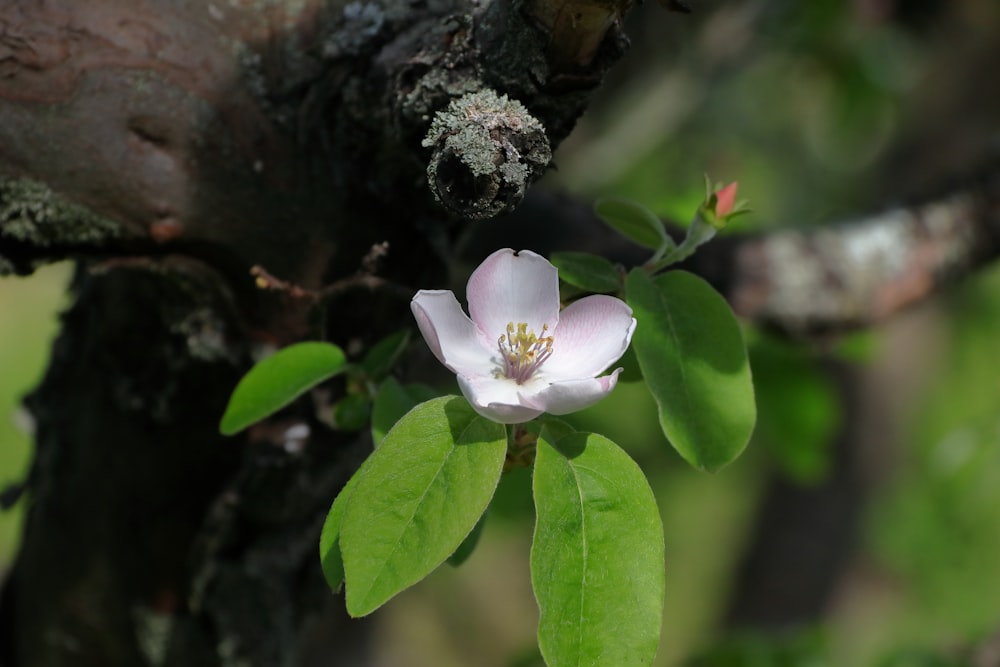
[868,264,1000,654]
[686,627,830,667]
[748,333,840,484]
[0,264,68,571]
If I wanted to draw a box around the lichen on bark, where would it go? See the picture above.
[0,177,122,247]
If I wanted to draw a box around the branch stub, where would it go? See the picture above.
[423,88,552,222]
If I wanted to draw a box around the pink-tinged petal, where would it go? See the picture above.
[467,249,560,340]
[411,290,494,376]
[457,374,545,424]
[715,182,739,217]
[542,295,636,380]
[526,369,623,416]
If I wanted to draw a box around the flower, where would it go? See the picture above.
[411,249,636,424]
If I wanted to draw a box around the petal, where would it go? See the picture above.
[543,295,636,380]
[411,290,494,376]
[525,369,623,416]
[457,374,545,424]
[467,249,560,340]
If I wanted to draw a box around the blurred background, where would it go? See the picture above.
[2,0,1000,665]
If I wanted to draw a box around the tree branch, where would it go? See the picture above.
[718,162,1000,335]
[472,159,1000,336]
[0,1,649,665]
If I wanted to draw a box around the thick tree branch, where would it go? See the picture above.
[0,0,631,283]
[0,1,643,665]
[720,164,1000,335]
[474,160,1000,336]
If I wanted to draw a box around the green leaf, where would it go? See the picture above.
[219,342,347,436]
[594,198,669,251]
[531,431,664,667]
[319,469,364,592]
[626,269,755,471]
[549,252,622,294]
[361,330,410,380]
[341,396,507,616]
[370,377,438,447]
[333,393,371,431]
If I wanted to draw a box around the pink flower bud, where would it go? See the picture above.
[714,182,739,217]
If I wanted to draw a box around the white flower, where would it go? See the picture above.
[411,248,637,424]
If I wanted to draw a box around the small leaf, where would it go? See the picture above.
[319,469,364,592]
[220,342,346,436]
[341,396,507,616]
[333,393,371,431]
[370,377,438,447]
[447,511,487,567]
[531,431,664,667]
[594,198,669,251]
[626,269,755,471]
[361,330,410,380]
[549,252,622,294]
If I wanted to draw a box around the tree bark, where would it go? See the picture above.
[0,0,633,665]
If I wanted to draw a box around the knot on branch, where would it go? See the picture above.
[422,89,551,221]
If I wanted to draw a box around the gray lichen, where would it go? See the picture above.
[0,177,121,247]
[423,88,552,220]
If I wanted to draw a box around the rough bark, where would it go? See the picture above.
[0,0,632,665]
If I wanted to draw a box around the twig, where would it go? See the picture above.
[250,243,413,305]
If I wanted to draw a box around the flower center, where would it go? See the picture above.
[497,322,554,384]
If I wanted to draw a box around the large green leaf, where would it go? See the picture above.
[594,198,669,251]
[531,431,664,667]
[340,396,507,616]
[626,269,755,471]
[219,342,346,435]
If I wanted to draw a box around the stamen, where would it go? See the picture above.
[497,321,554,384]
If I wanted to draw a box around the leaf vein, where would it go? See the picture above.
[362,438,454,602]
